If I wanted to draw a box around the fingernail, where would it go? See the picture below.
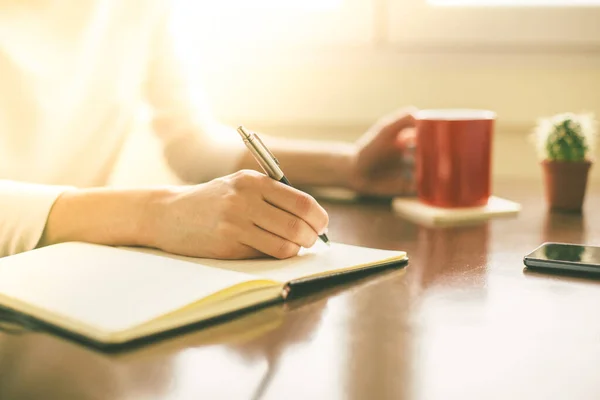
[319,227,328,235]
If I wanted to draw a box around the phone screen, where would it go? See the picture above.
[528,243,600,265]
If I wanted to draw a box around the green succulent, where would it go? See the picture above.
[545,118,588,162]
[532,112,597,162]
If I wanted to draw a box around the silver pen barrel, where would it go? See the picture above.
[237,126,285,180]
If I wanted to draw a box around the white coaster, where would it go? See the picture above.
[392,196,521,227]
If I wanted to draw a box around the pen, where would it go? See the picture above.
[236,125,330,245]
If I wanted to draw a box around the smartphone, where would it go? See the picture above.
[524,242,600,274]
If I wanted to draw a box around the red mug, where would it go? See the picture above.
[415,109,495,208]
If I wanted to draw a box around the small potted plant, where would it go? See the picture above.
[532,112,597,212]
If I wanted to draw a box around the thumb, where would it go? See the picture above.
[376,107,418,139]
[395,127,416,148]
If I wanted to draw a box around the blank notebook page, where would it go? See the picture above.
[0,243,272,333]
[132,242,407,283]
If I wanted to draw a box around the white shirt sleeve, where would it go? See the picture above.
[0,181,72,257]
[144,4,245,183]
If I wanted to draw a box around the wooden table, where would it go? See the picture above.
[1,180,599,400]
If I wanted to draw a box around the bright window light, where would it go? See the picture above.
[178,0,343,12]
[428,0,600,5]
[172,0,352,63]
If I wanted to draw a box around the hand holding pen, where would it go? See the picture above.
[137,124,329,260]
[237,126,330,245]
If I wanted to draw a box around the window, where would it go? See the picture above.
[172,0,373,64]
[389,0,600,48]
[172,0,600,59]
[428,0,600,5]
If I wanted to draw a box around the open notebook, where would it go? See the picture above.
[0,242,407,347]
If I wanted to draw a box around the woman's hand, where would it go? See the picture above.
[347,107,417,197]
[148,170,329,259]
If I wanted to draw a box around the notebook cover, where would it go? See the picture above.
[0,258,408,351]
[287,257,408,288]
[0,296,285,352]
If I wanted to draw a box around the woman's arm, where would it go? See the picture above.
[36,170,329,260]
[38,187,162,250]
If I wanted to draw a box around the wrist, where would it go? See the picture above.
[294,142,356,189]
[41,187,172,249]
[333,143,357,189]
[139,186,179,249]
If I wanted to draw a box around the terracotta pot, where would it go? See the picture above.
[542,160,592,212]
